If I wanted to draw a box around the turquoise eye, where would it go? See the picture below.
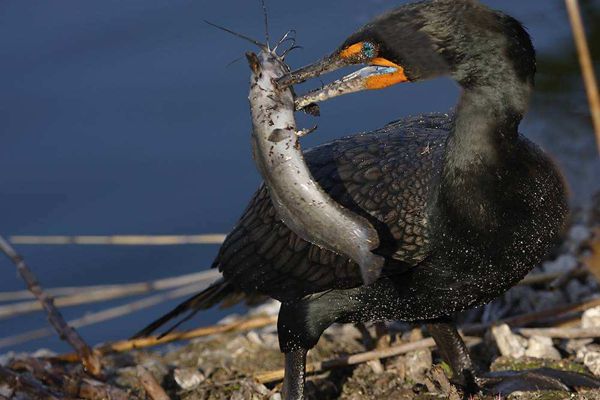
[362,42,376,58]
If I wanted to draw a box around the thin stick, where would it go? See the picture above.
[517,268,587,287]
[462,297,600,335]
[78,378,134,400]
[0,270,220,319]
[137,366,170,400]
[0,270,220,303]
[565,0,600,153]
[0,282,208,349]
[518,326,600,339]
[0,236,102,376]
[255,336,481,383]
[0,365,62,400]
[54,315,278,363]
[9,234,226,246]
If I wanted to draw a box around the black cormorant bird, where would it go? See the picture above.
[137,0,600,398]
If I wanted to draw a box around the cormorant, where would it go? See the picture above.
[136,0,600,398]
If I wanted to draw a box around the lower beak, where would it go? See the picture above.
[278,55,409,111]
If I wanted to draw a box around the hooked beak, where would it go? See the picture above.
[277,52,409,111]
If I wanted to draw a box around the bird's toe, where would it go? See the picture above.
[477,368,600,395]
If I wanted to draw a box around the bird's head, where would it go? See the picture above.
[278,0,535,109]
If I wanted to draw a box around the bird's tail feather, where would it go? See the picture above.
[132,278,234,339]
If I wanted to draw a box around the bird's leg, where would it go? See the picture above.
[282,348,308,400]
[426,319,479,394]
[277,297,343,400]
[427,319,600,395]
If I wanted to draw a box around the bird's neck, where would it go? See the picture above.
[435,82,532,232]
[444,83,530,171]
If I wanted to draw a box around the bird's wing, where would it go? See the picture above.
[214,114,451,301]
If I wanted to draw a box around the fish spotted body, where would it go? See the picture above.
[246,50,385,284]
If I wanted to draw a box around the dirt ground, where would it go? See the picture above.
[1,197,600,399]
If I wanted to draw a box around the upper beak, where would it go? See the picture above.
[277,53,409,111]
[277,53,348,88]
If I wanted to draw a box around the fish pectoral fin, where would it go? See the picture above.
[268,129,290,143]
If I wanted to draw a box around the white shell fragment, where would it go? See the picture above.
[491,324,527,359]
[173,367,205,391]
[525,336,561,360]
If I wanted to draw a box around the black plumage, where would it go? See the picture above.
[136,1,599,397]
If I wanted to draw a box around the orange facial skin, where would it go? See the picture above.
[340,42,409,90]
[366,57,409,89]
[339,42,366,59]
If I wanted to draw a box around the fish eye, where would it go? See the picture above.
[362,42,376,59]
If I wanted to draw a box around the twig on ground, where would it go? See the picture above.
[54,315,278,362]
[0,270,220,319]
[518,326,600,339]
[77,378,134,400]
[0,365,62,400]
[9,234,226,246]
[0,282,208,349]
[8,357,136,400]
[0,236,102,376]
[137,366,171,400]
[255,336,481,383]
[565,0,600,153]
[518,268,587,287]
[462,297,600,335]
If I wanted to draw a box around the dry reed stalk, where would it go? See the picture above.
[0,365,62,400]
[518,268,587,287]
[0,236,102,376]
[462,296,600,335]
[565,0,600,153]
[54,315,278,363]
[518,326,600,339]
[9,234,226,246]
[0,270,220,319]
[0,270,220,302]
[255,336,481,384]
[0,282,208,349]
[137,366,171,400]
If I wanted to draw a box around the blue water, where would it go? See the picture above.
[0,0,598,353]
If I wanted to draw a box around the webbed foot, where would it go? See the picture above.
[476,368,600,395]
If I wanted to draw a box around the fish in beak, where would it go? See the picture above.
[277,41,409,111]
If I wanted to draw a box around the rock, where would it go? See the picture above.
[31,348,56,359]
[249,299,281,317]
[565,279,592,303]
[0,384,13,398]
[0,352,16,367]
[366,359,385,374]
[564,338,594,354]
[542,254,577,274]
[582,351,600,377]
[583,306,600,328]
[525,336,561,360]
[246,330,263,346]
[492,324,527,359]
[174,367,205,391]
[577,345,600,376]
[569,225,591,244]
[405,348,432,383]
